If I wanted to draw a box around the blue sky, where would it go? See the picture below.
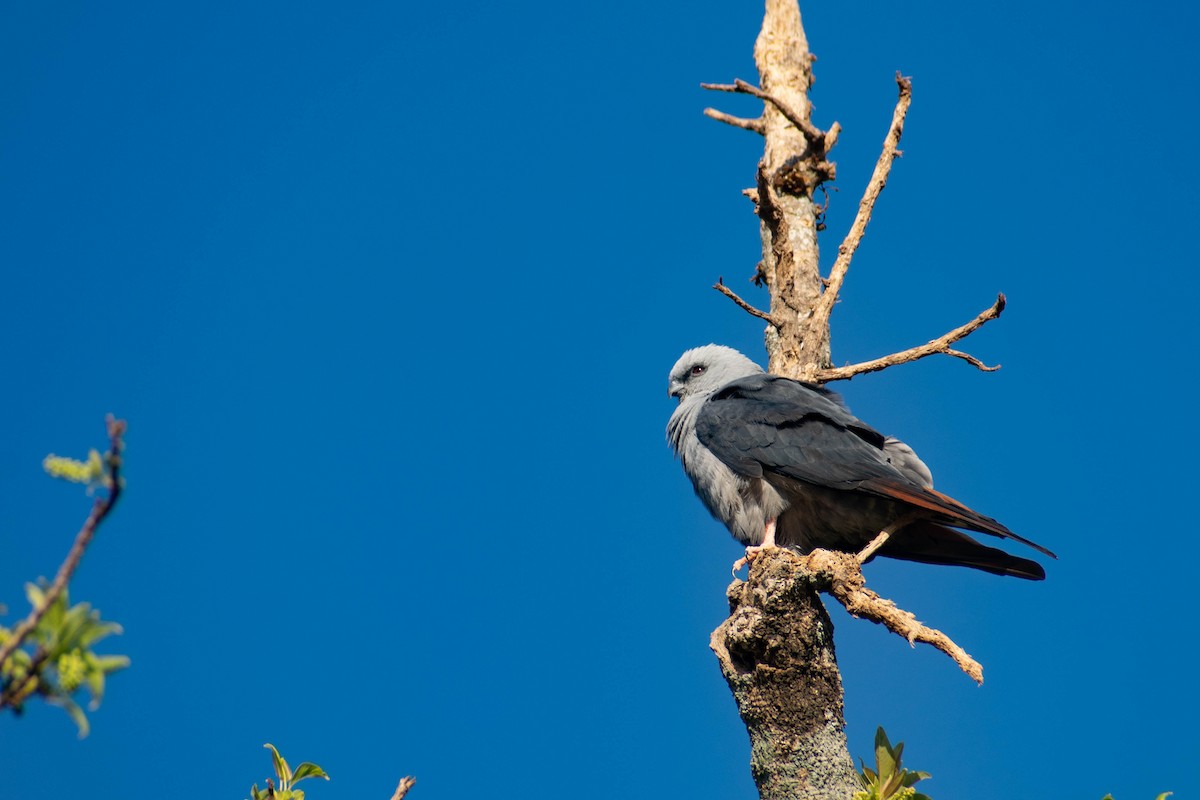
[2,1,1196,798]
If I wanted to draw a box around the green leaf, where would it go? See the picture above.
[25,583,46,610]
[53,611,93,654]
[47,695,90,738]
[874,728,897,775]
[41,593,68,631]
[91,654,131,673]
[78,620,124,648]
[291,763,330,784]
[858,727,934,800]
[264,743,292,786]
[85,678,106,709]
[6,647,32,671]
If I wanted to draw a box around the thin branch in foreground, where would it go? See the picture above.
[389,776,417,800]
[855,513,917,564]
[702,107,764,133]
[0,416,126,676]
[714,277,778,325]
[815,293,1006,382]
[803,549,984,683]
[811,73,913,334]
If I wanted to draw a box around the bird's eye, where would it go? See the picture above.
[690,365,706,377]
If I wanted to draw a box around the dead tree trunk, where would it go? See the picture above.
[704,5,861,797]
[710,550,860,800]
[701,2,1004,798]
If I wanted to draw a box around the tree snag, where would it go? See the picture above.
[701,2,1006,798]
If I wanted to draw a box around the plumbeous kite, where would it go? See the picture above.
[666,345,1055,579]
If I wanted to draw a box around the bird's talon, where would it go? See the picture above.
[731,544,769,577]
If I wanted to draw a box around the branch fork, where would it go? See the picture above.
[816,293,1007,382]
[706,69,1005,383]
[703,79,839,156]
[803,549,984,683]
[703,79,838,198]
[724,548,984,685]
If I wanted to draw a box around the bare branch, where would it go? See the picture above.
[0,416,126,681]
[824,121,842,150]
[944,348,1001,372]
[703,107,765,133]
[804,549,984,683]
[389,776,417,800]
[810,73,913,334]
[855,514,916,564]
[703,80,833,151]
[714,277,778,325]
[815,294,1006,382]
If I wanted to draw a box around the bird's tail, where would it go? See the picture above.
[879,520,1047,580]
[860,478,1057,559]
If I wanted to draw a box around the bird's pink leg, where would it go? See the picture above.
[732,518,778,576]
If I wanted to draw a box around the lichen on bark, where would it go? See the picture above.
[711,550,860,800]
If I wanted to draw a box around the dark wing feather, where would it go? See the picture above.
[881,521,1047,580]
[696,374,1058,559]
[856,479,1056,557]
[696,374,904,490]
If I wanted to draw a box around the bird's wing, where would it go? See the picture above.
[695,375,1057,558]
[876,520,1047,580]
[883,436,934,487]
[694,374,906,488]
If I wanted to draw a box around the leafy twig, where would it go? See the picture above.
[0,416,126,676]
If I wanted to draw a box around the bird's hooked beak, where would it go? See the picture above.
[668,381,684,400]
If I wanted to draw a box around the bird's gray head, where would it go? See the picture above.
[668,345,764,402]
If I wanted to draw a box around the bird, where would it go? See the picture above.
[666,344,1055,579]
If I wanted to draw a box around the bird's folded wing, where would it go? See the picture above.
[695,375,1057,559]
[695,374,899,487]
